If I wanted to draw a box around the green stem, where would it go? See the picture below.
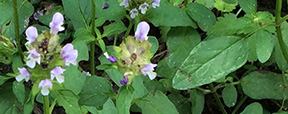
[232,95,248,114]
[48,99,57,114]
[113,34,117,46]
[43,96,49,114]
[209,83,227,114]
[279,14,288,24]
[124,20,133,38]
[12,0,24,61]
[90,0,96,75]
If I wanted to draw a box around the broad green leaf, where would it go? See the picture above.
[148,36,159,55]
[79,76,113,107]
[0,83,23,114]
[223,0,236,4]
[186,2,216,26]
[166,27,201,68]
[0,75,11,85]
[274,111,288,114]
[12,81,26,103]
[144,80,166,92]
[0,2,12,26]
[73,28,95,44]
[222,84,237,107]
[62,0,86,30]
[255,30,274,63]
[190,89,204,114]
[63,65,86,95]
[156,59,177,79]
[247,33,257,62]
[84,99,117,114]
[196,0,214,8]
[169,0,183,6]
[173,36,248,89]
[96,0,126,21]
[132,76,148,98]
[136,91,179,114]
[168,93,192,114]
[240,102,262,114]
[116,86,134,114]
[102,21,127,37]
[238,0,257,14]
[145,4,195,27]
[214,0,237,12]
[274,39,288,71]
[105,68,123,87]
[73,42,89,62]
[51,89,82,114]
[242,71,288,100]
[12,54,23,73]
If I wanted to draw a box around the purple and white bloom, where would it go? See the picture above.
[26,49,41,68]
[139,2,149,14]
[141,63,157,80]
[152,0,160,8]
[135,21,150,42]
[120,71,132,85]
[50,67,65,83]
[61,43,78,66]
[33,10,43,20]
[104,52,117,63]
[119,0,129,8]
[103,2,109,9]
[129,8,138,19]
[15,68,30,82]
[39,79,53,96]
[25,26,38,45]
[49,12,64,34]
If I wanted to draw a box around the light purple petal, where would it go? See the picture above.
[119,0,129,8]
[135,22,150,42]
[50,12,65,34]
[141,63,157,80]
[25,26,38,45]
[27,49,41,68]
[139,2,149,14]
[152,0,160,8]
[39,79,53,96]
[129,8,138,19]
[16,68,30,82]
[51,67,65,83]
[61,44,78,66]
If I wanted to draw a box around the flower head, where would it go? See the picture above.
[141,63,157,80]
[26,49,41,68]
[50,67,65,83]
[104,52,117,63]
[49,12,64,34]
[152,0,160,8]
[119,0,129,8]
[15,68,30,82]
[103,3,109,9]
[129,8,138,19]
[61,43,78,66]
[39,79,53,96]
[139,2,149,14]
[25,26,38,45]
[135,22,150,42]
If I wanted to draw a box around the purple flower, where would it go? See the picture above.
[39,79,53,96]
[26,49,41,68]
[120,71,132,85]
[25,26,38,45]
[15,68,30,82]
[129,8,138,19]
[50,67,65,83]
[33,10,43,20]
[119,0,129,8]
[135,21,150,42]
[152,0,160,8]
[141,63,157,80]
[103,3,109,9]
[104,52,117,63]
[49,12,64,34]
[61,43,78,66]
[139,2,149,14]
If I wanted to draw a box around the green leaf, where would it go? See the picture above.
[62,0,86,30]
[63,65,86,95]
[79,76,113,107]
[186,2,216,26]
[274,39,288,71]
[240,102,263,114]
[190,89,204,114]
[145,4,196,27]
[214,0,237,12]
[166,27,201,68]
[241,71,288,100]
[238,0,257,14]
[102,21,127,37]
[148,36,159,55]
[96,0,126,21]
[105,69,123,87]
[0,2,13,26]
[156,59,177,79]
[73,42,89,62]
[195,0,214,8]
[222,84,237,107]
[247,33,257,62]
[84,99,117,114]
[12,54,24,73]
[223,0,236,4]
[73,28,95,44]
[132,76,148,98]
[12,81,27,103]
[255,30,274,63]
[144,80,166,92]
[173,36,248,90]
[24,81,40,114]
[0,75,12,85]
[136,91,178,114]
[168,93,192,114]
[116,86,134,114]
[51,89,82,114]
[169,0,183,6]
[0,83,24,114]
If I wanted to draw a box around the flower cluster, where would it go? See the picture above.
[15,12,78,96]
[119,0,161,19]
[107,21,157,85]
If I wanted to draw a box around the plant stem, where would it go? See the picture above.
[232,95,248,114]
[12,0,24,61]
[124,20,133,38]
[43,96,49,114]
[275,0,288,63]
[90,0,96,75]
[209,83,227,114]
[114,34,117,46]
